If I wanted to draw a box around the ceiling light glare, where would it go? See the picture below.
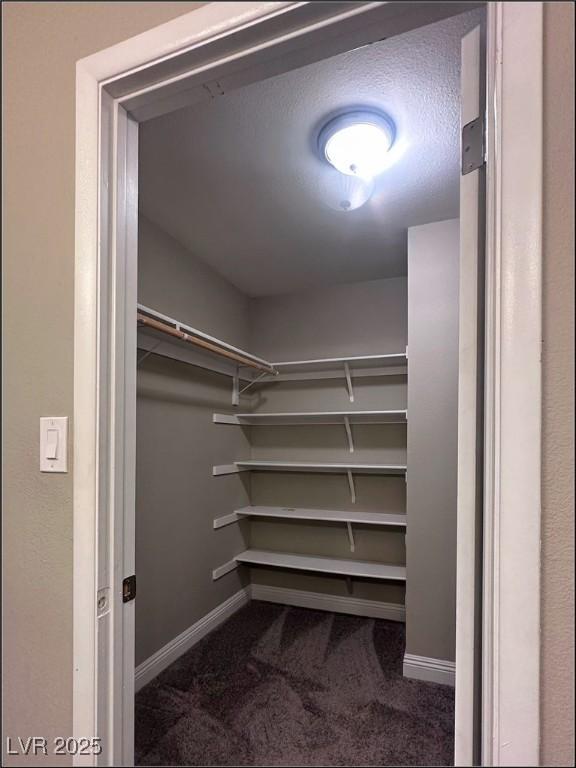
[319,111,395,180]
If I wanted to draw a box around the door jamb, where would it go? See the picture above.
[482,3,543,765]
[74,2,543,765]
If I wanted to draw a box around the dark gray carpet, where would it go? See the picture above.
[135,602,454,766]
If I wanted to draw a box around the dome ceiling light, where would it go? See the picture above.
[318,110,396,181]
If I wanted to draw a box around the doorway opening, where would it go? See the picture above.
[73,2,545,766]
[133,6,483,766]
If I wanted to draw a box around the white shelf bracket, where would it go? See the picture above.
[239,369,269,396]
[232,366,239,406]
[343,416,354,453]
[347,470,356,504]
[346,521,356,552]
[344,362,354,402]
[137,340,162,367]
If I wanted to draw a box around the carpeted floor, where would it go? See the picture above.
[135,601,455,766]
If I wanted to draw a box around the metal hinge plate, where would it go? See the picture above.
[122,575,136,603]
[462,116,485,174]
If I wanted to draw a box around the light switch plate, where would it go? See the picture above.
[40,416,68,472]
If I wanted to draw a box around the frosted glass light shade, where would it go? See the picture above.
[315,167,374,212]
[319,111,395,180]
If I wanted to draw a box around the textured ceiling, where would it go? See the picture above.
[139,9,482,297]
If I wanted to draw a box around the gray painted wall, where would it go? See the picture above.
[541,4,575,762]
[136,216,250,665]
[249,276,407,360]
[405,219,459,662]
[139,215,249,347]
[247,278,408,604]
[3,5,204,764]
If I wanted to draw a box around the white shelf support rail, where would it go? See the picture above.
[343,416,354,452]
[212,559,238,580]
[212,464,249,476]
[347,470,356,504]
[213,512,241,529]
[344,362,354,402]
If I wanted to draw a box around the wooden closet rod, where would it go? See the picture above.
[137,313,277,374]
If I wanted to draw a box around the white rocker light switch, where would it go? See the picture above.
[40,417,68,472]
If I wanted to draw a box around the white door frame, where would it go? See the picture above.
[74,2,543,765]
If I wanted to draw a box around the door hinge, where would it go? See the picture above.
[122,575,136,603]
[462,116,485,174]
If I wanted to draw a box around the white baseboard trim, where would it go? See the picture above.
[135,585,407,692]
[403,653,455,686]
[135,587,250,692]
[250,583,405,622]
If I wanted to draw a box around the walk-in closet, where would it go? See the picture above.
[133,6,484,766]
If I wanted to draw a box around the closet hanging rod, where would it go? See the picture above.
[138,304,275,370]
[137,311,277,375]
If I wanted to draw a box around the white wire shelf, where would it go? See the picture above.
[231,460,406,475]
[234,549,407,581]
[258,352,408,386]
[213,409,407,425]
[272,352,407,369]
[235,505,407,526]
